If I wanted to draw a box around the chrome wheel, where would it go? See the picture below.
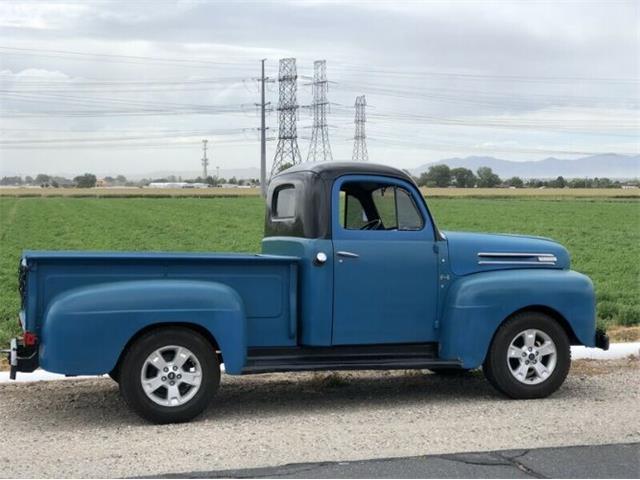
[140,345,202,407]
[507,329,557,385]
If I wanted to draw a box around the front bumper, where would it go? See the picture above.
[595,328,610,351]
[3,337,39,380]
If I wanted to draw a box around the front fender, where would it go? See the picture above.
[439,269,595,368]
[39,280,247,375]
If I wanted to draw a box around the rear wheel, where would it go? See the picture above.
[483,311,570,399]
[119,327,220,424]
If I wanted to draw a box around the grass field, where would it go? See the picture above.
[0,195,638,346]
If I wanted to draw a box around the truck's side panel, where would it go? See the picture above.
[261,237,334,346]
[24,252,299,375]
[165,262,298,346]
[439,269,596,368]
[40,280,247,375]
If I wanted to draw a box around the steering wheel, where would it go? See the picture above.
[360,218,382,230]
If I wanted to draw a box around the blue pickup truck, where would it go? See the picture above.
[7,162,608,423]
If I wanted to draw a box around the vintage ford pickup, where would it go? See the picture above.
[7,162,608,423]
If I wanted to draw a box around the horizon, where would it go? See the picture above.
[1,152,638,180]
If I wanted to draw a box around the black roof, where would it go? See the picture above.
[275,162,414,183]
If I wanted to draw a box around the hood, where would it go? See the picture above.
[443,231,570,277]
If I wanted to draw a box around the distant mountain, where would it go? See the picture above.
[411,154,640,179]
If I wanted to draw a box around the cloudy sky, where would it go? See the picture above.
[0,0,638,177]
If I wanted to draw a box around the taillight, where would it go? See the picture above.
[23,331,38,346]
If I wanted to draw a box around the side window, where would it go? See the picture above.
[396,188,423,230]
[372,187,398,229]
[340,192,368,229]
[273,185,296,219]
[338,180,424,231]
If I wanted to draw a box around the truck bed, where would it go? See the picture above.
[21,251,300,348]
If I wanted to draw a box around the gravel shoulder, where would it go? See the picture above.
[0,358,638,478]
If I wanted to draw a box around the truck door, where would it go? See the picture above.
[331,175,439,345]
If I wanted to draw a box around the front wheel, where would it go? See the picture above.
[119,327,220,424]
[483,312,571,399]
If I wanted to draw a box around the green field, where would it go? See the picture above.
[0,196,638,346]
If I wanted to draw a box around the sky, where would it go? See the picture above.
[0,0,638,177]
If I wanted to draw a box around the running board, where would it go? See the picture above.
[242,343,462,374]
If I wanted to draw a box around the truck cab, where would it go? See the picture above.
[7,162,608,424]
[265,163,441,347]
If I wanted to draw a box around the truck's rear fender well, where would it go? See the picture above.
[111,322,223,378]
[39,279,247,376]
[438,269,595,369]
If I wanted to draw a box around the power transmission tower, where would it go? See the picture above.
[352,95,368,162]
[307,60,332,163]
[201,139,209,178]
[271,58,302,178]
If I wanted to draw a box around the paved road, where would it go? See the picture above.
[153,443,640,479]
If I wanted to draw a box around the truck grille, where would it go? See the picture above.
[18,260,27,309]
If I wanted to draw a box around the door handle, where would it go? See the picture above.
[336,251,359,258]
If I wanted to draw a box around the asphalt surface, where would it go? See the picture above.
[151,443,640,478]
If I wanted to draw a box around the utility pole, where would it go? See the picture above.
[271,58,302,178]
[307,60,333,163]
[259,59,269,197]
[352,95,369,162]
[201,139,209,178]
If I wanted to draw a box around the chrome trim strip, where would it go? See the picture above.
[478,260,555,265]
[478,252,557,258]
[477,252,557,266]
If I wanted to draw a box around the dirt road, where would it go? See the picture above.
[0,358,638,478]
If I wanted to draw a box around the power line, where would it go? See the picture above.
[0,90,245,111]
[0,46,256,70]
[367,135,639,157]
[0,129,248,145]
[0,138,254,150]
[326,61,639,84]
[2,46,635,83]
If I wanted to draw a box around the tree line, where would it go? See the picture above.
[415,165,638,189]
[0,174,127,188]
[0,173,261,188]
[2,167,637,189]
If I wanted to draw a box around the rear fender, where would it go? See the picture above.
[439,269,596,368]
[39,280,247,375]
